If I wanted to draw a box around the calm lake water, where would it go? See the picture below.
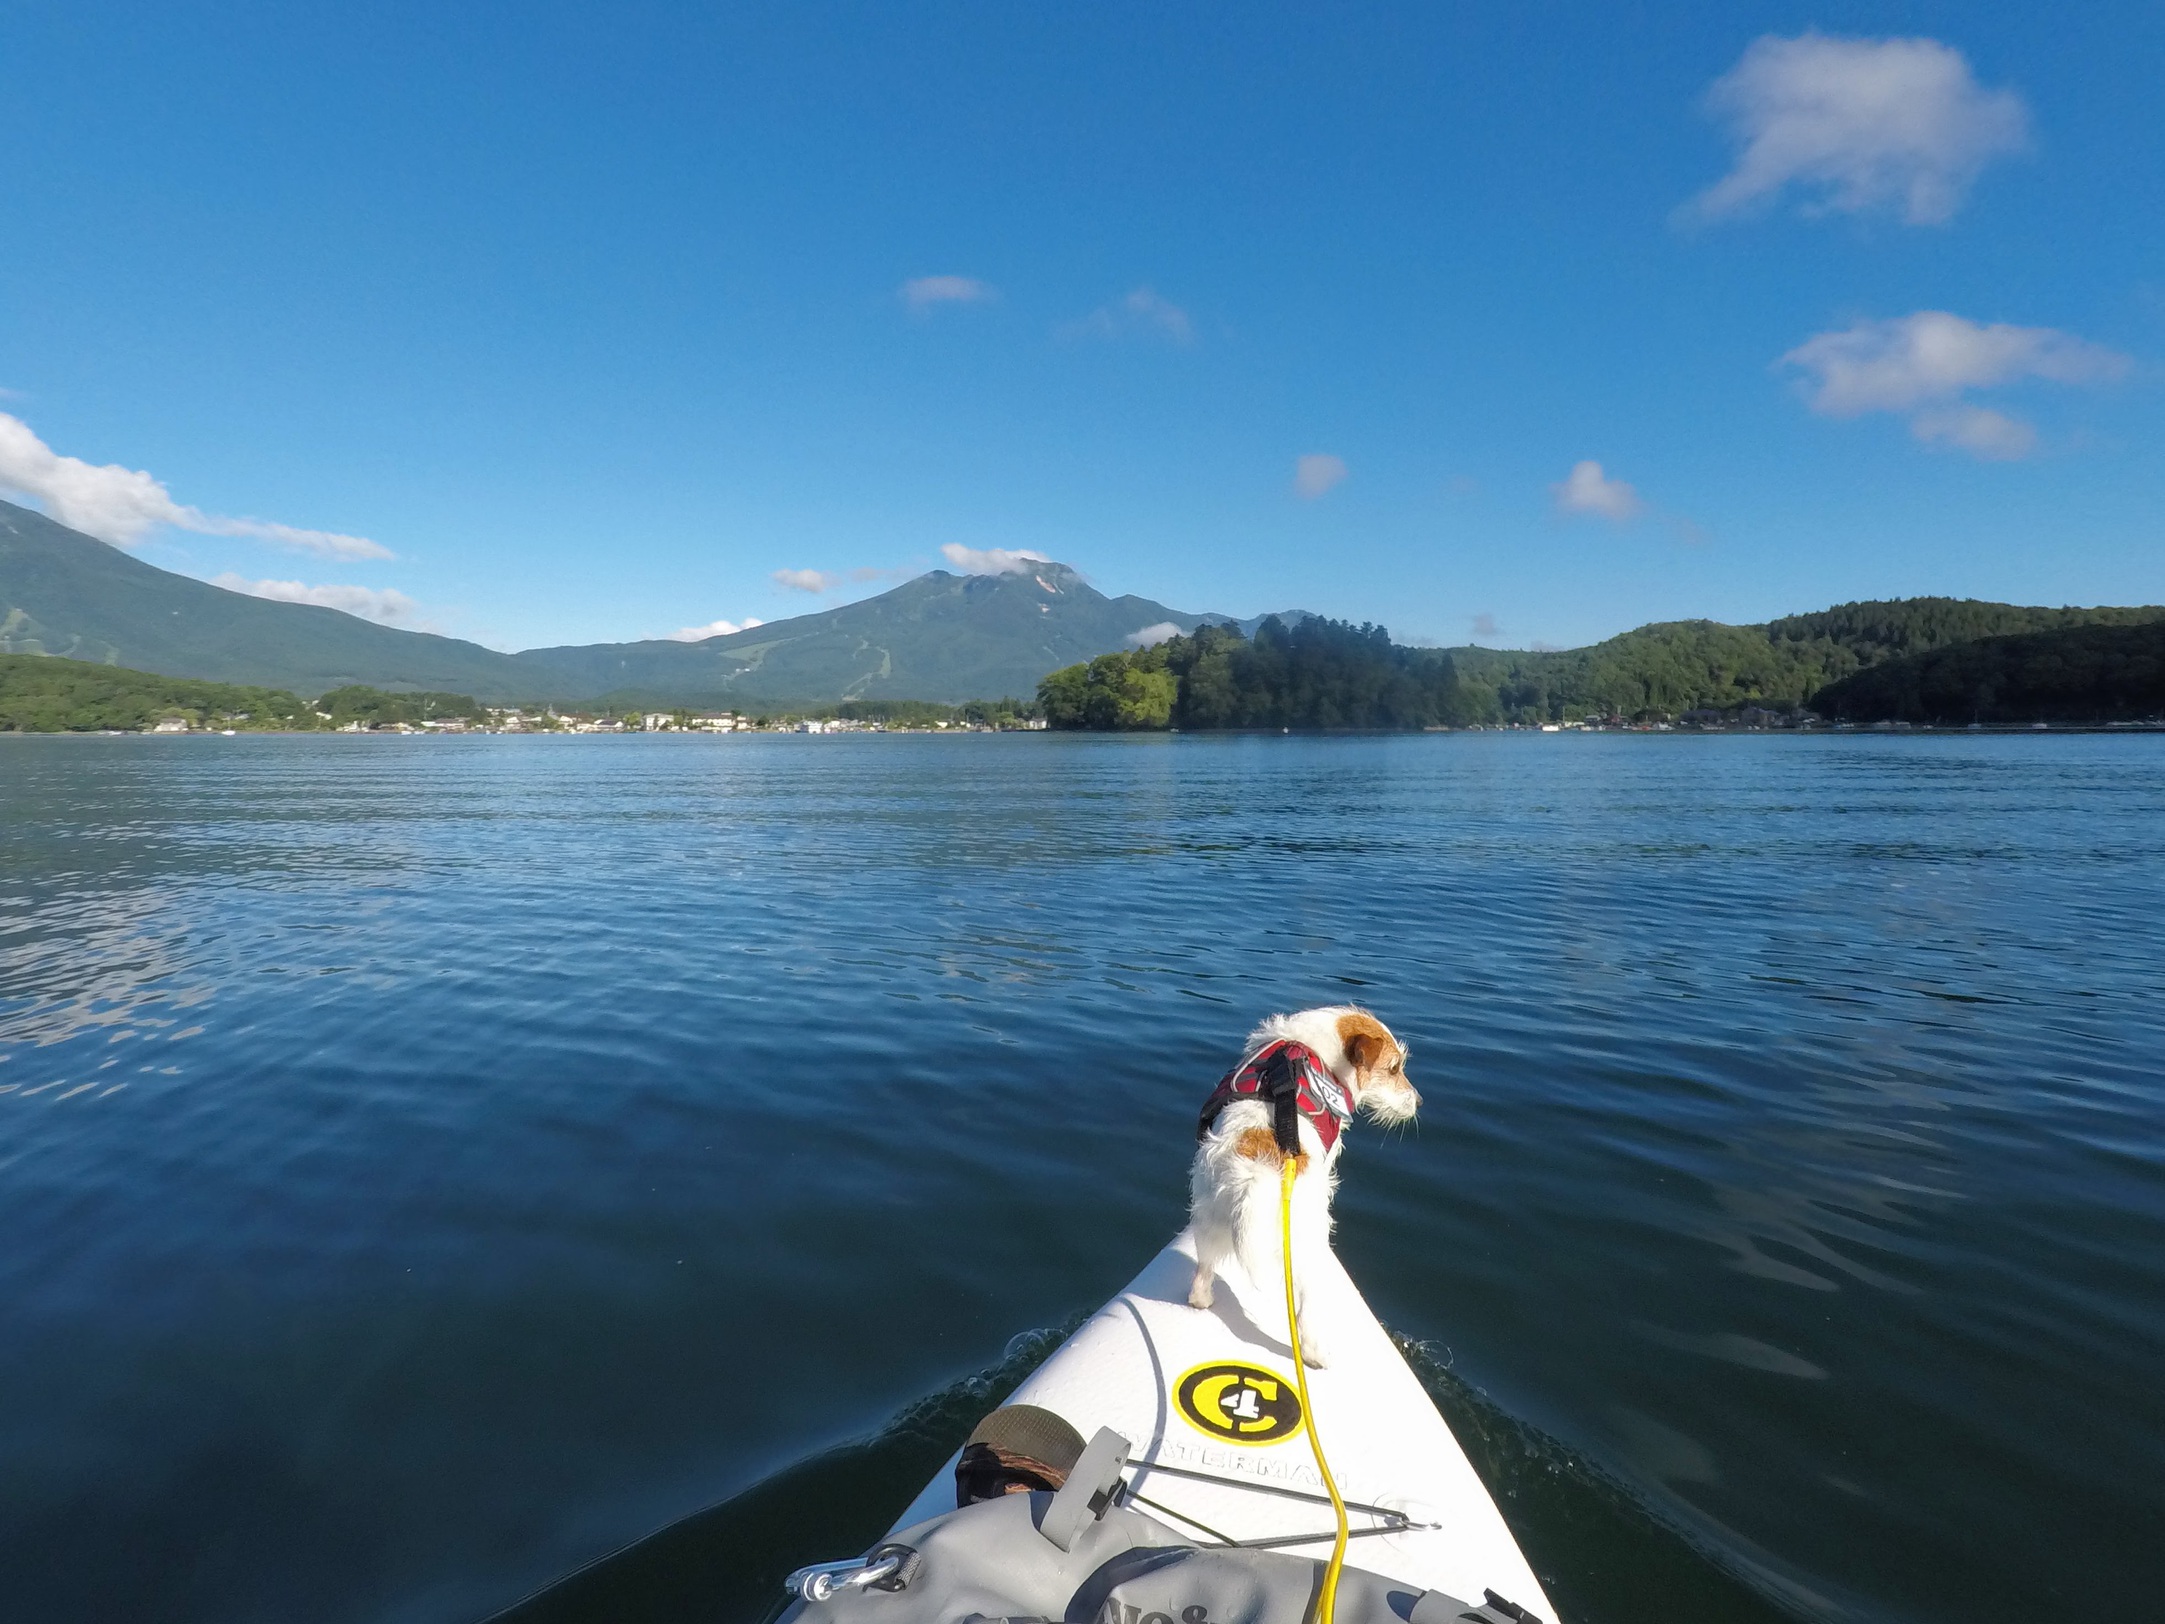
[2,733,2160,1624]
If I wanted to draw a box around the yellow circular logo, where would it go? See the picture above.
[1174,1361,1304,1445]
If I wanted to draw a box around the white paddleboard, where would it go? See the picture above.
[888,1227,1554,1615]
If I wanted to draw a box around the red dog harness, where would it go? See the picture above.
[1196,1039,1354,1155]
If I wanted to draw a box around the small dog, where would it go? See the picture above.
[1187,1006,1418,1368]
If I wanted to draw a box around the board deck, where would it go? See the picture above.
[888,1228,1554,1614]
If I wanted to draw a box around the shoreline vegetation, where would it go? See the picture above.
[5,597,2163,735]
[0,654,1046,735]
[1038,605,2165,731]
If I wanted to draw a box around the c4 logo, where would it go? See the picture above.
[1173,1361,1304,1445]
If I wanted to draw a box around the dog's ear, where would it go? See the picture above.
[1336,1010,1400,1081]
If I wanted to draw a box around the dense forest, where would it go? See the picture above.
[1448,598,2165,723]
[1038,617,1472,730]
[0,654,317,731]
[1810,622,2165,724]
[833,696,1036,727]
[0,654,485,732]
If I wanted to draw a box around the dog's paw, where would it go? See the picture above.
[1187,1274,1216,1310]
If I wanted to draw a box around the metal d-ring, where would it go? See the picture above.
[783,1544,914,1601]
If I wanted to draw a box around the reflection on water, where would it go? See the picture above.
[2,732,2161,1624]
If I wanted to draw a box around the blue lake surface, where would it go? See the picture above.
[2,732,2161,1624]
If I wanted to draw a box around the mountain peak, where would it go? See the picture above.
[0,497,1254,704]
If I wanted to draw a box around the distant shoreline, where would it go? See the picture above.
[12,722,2165,740]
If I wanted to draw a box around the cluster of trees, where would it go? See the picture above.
[0,655,320,732]
[0,655,490,733]
[1811,622,2165,724]
[1449,598,2165,724]
[1038,617,1475,730]
[834,696,1038,728]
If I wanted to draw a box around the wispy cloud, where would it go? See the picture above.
[1685,33,2028,226]
[772,568,839,593]
[1293,453,1348,500]
[1469,613,1500,640]
[1778,311,2129,460]
[211,573,422,626]
[0,411,391,559]
[1062,286,1194,344]
[1552,460,1644,522]
[900,275,997,312]
[1126,622,1182,648]
[665,616,765,643]
[940,543,1049,576]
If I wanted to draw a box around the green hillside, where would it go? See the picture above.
[0,653,319,731]
[0,498,536,697]
[1811,622,2165,724]
[1449,598,2165,722]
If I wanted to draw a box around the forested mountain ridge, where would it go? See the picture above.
[9,495,2160,718]
[0,499,1241,703]
[1812,622,2165,724]
[509,562,1227,705]
[1046,599,2165,730]
[1449,598,2165,722]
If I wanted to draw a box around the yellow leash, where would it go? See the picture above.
[1281,1156,1349,1624]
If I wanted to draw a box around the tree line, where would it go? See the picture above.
[0,655,486,732]
[1449,598,2165,724]
[1038,617,1477,730]
[1811,621,2165,724]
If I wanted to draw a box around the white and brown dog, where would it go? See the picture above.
[1187,1006,1417,1368]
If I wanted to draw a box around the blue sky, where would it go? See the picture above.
[1,1,2158,652]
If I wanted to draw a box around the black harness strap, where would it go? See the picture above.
[1196,1041,1311,1157]
[1256,1044,1306,1157]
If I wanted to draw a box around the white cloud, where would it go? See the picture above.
[901,275,997,312]
[0,411,391,559]
[1553,460,1643,522]
[1908,405,2035,460]
[772,568,839,593]
[1064,286,1194,344]
[211,573,422,626]
[1293,453,1348,500]
[940,543,1049,576]
[665,616,766,642]
[1687,33,2028,225]
[1779,311,2129,459]
[1126,622,1182,648]
[191,514,394,559]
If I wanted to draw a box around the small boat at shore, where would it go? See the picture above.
[776,1227,1555,1623]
